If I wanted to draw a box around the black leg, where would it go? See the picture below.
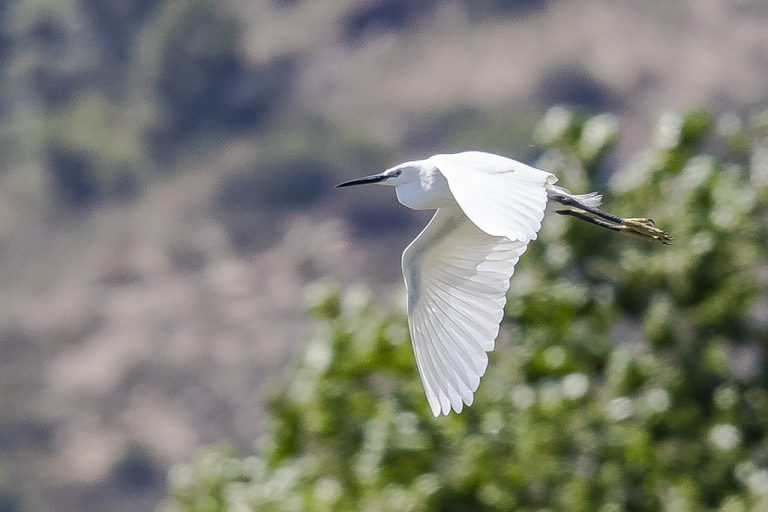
[556,209,672,244]
[550,195,625,224]
[556,210,624,232]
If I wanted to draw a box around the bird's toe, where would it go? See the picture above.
[622,218,672,244]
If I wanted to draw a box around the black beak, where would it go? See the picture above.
[335,173,388,188]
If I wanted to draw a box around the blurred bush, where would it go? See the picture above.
[164,108,768,511]
[3,0,297,210]
[80,0,163,71]
[340,0,554,43]
[141,0,295,152]
[212,120,400,249]
[216,154,332,251]
[342,0,437,42]
[535,66,621,113]
[219,156,332,213]
[461,0,552,19]
[43,94,148,207]
[0,1,10,115]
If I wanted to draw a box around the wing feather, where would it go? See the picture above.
[402,208,534,416]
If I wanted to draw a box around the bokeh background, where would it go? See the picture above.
[1,1,768,511]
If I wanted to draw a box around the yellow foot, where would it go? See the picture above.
[622,218,672,244]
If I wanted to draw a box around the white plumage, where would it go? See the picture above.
[402,209,529,415]
[401,153,551,415]
[336,150,669,416]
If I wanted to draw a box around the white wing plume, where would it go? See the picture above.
[402,208,532,416]
[429,151,554,242]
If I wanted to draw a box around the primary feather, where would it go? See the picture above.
[403,208,530,415]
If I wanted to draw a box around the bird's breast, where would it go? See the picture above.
[395,170,456,210]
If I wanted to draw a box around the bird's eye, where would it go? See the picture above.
[391,169,402,177]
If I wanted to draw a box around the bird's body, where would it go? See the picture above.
[337,151,669,416]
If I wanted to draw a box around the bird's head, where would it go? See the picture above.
[335,163,419,188]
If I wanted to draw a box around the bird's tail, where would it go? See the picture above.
[546,184,603,209]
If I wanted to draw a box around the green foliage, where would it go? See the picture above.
[169,108,767,511]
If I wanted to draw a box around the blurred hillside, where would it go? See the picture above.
[0,1,767,511]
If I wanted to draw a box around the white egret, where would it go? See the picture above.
[337,151,670,416]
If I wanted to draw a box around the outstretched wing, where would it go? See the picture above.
[402,208,531,416]
[429,152,553,241]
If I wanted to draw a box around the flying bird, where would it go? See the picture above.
[337,151,670,416]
